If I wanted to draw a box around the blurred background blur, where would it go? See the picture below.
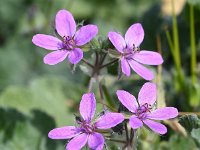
[0,0,200,149]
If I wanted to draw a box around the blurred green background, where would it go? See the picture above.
[0,0,200,149]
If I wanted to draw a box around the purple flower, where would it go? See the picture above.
[48,93,124,150]
[108,23,163,80]
[32,10,98,65]
[116,82,178,134]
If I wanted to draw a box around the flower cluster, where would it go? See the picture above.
[32,9,178,150]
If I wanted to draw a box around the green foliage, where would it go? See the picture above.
[179,115,200,147]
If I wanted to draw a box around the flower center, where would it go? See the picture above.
[80,121,96,134]
[123,44,140,59]
[136,103,151,120]
[61,36,76,50]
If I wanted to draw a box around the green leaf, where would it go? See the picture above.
[0,76,85,126]
[178,114,200,133]
[191,128,200,147]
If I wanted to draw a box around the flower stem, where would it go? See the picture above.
[82,58,94,68]
[189,4,197,84]
[100,59,118,69]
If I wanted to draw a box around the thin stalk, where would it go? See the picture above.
[100,59,118,69]
[124,122,130,143]
[172,0,181,70]
[171,0,185,90]
[82,58,94,68]
[165,30,175,63]
[190,4,197,83]
[178,112,200,116]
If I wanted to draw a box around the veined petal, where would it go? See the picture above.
[108,32,126,53]
[43,50,69,65]
[79,93,96,122]
[116,90,138,113]
[129,115,143,129]
[121,57,131,76]
[32,34,62,50]
[128,60,154,80]
[75,25,98,46]
[95,112,124,129]
[68,48,83,64]
[88,132,104,150]
[147,107,178,120]
[66,133,88,150]
[138,82,157,106]
[125,23,144,48]
[48,126,81,139]
[143,119,167,134]
[133,51,163,65]
[55,10,76,37]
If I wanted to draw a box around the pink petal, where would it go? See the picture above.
[147,107,178,120]
[138,82,156,106]
[66,133,88,150]
[88,132,104,150]
[43,50,69,65]
[79,93,96,122]
[143,119,167,134]
[108,32,126,53]
[116,90,138,113]
[125,23,144,48]
[74,25,98,46]
[128,59,154,80]
[55,10,76,37]
[129,115,143,129]
[68,48,83,64]
[32,34,62,50]
[121,57,131,76]
[48,126,81,139]
[95,112,124,129]
[133,51,163,65]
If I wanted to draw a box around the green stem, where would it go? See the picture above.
[100,59,118,69]
[190,4,197,84]
[82,58,94,68]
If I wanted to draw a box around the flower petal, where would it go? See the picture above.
[128,60,154,80]
[66,133,88,150]
[43,50,69,65]
[143,119,167,134]
[147,107,178,120]
[95,112,124,129]
[55,10,76,37]
[125,23,144,48]
[68,48,83,64]
[108,32,126,53]
[79,93,96,122]
[88,132,104,150]
[133,51,163,65]
[48,126,81,139]
[129,115,143,129]
[121,57,131,76]
[32,34,62,50]
[75,25,98,46]
[138,82,157,106]
[116,90,138,113]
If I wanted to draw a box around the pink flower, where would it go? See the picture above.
[108,23,163,80]
[48,93,124,150]
[32,10,98,65]
[116,82,178,134]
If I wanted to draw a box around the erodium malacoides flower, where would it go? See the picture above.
[108,23,163,80]
[48,93,124,150]
[32,10,98,65]
[116,82,178,134]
